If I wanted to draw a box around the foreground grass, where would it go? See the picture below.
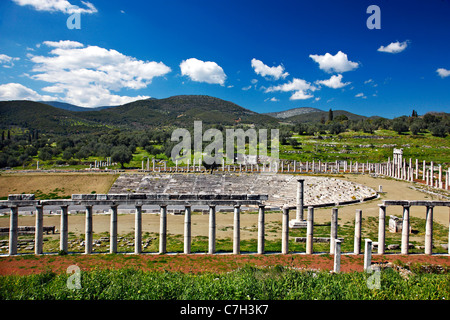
[1,266,449,300]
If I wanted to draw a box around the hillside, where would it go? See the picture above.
[38,101,114,112]
[0,95,278,133]
[0,100,106,134]
[284,109,367,123]
[265,107,322,119]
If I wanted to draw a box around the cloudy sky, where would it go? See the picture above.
[0,0,449,117]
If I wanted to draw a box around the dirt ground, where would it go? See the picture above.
[0,172,118,198]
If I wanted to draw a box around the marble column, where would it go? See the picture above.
[282,205,290,254]
[85,206,93,254]
[296,179,305,221]
[135,204,142,254]
[8,206,18,255]
[401,205,410,255]
[306,206,314,255]
[330,208,338,254]
[159,205,167,254]
[354,209,362,255]
[258,205,265,254]
[110,205,118,253]
[208,205,216,254]
[184,206,191,254]
[378,205,386,254]
[333,239,342,273]
[364,239,372,271]
[425,206,434,255]
[233,205,240,254]
[60,205,68,254]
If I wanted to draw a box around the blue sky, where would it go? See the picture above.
[0,0,449,118]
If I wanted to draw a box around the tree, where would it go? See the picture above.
[411,109,418,117]
[328,108,334,122]
[431,124,447,138]
[111,145,133,168]
[409,122,421,135]
[202,160,220,174]
[392,119,409,134]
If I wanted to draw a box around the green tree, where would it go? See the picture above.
[392,119,408,134]
[111,145,133,168]
[328,108,334,122]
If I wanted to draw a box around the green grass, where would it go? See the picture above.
[0,266,448,300]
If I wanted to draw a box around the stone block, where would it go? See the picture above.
[8,194,35,200]
[96,194,108,200]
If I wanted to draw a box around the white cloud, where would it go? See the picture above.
[309,51,359,73]
[12,0,97,14]
[436,68,450,78]
[266,78,316,100]
[180,58,226,85]
[0,54,20,68]
[264,97,279,102]
[355,92,367,99]
[242,85,252,91]
[315,74,350,89]
[0,83,57,101]
[251,58,289,80]
[43,40,84,49]
[25,40,171,107]
[377,41,409,53]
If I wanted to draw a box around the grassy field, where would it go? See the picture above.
[281,129,450,165]
[1,265,449,300]
[9,129,450,171]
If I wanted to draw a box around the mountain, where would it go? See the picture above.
[265,107,322,119]
[39,101,115,112]
[77,95,278,128]
[0,100,107,134]
[0,95,278,133]
[284,109,367,123]
[265,106,367,123]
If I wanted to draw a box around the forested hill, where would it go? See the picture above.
[0,95,278,133]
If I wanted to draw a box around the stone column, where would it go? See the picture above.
[401,205,410,255]
[306,206,314,255]
[85,206,93,254]
[34,205,44,255]
[233,205,240,254]
[354,209,362,255]
[296,179,304,221]
[364,239,372,271]
[425,206,434,255]
[208,205,216,254]
[448,207,450,255]
[60,205,68,254]
[184,206,191,254]
[378,205,386,254]
[422,160,426,180]
[282,205,289,254]
[430,161,434,186]
[330,208,338,254]
[110,205,118,254]
[135,204,142,254]
[258,205,265,254]
[415,159,419,180]
[439,165,442,189]
[9,206,18,255]
[333,239,342,273]
[159,205,167,254]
